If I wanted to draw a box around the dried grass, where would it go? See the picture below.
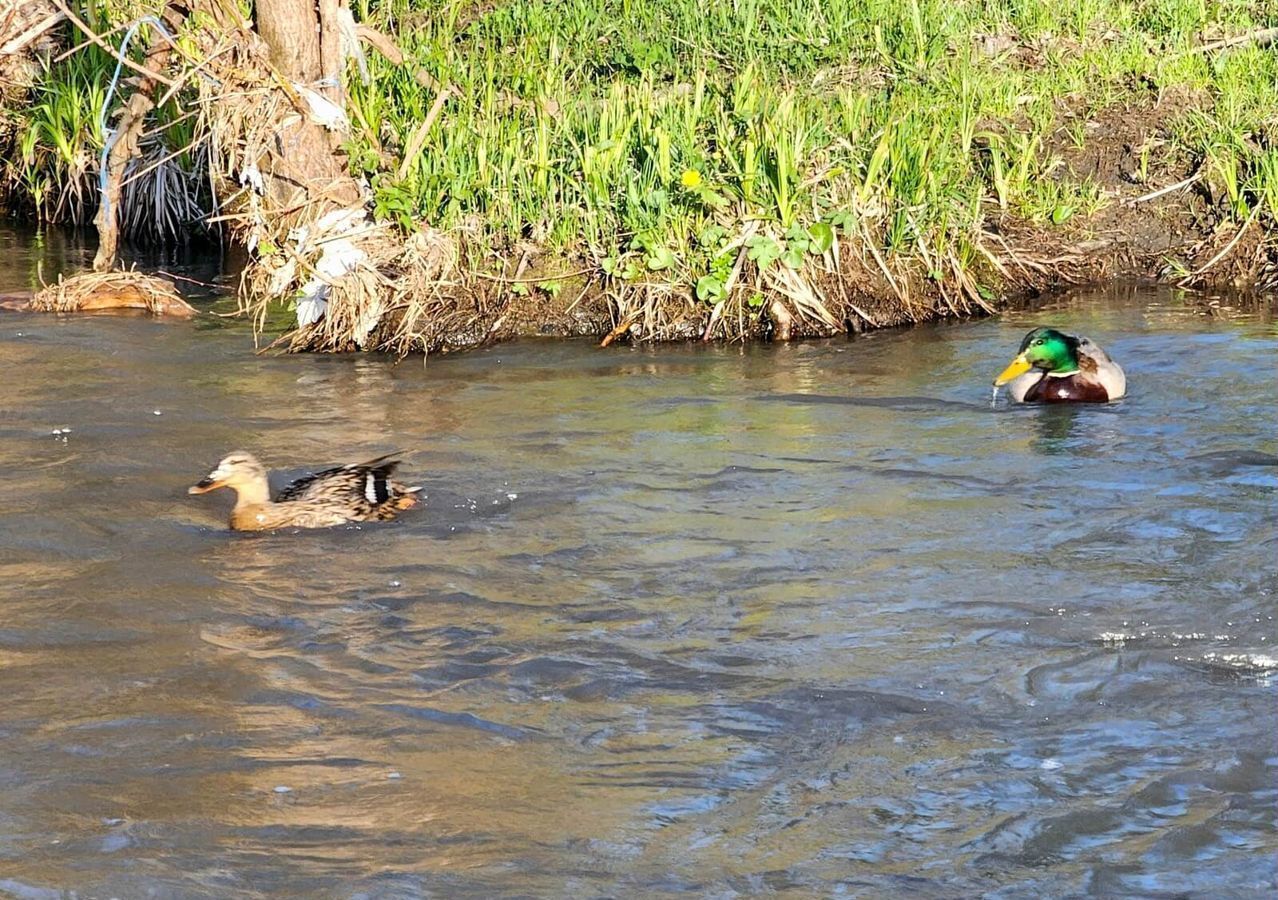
[1175,212,1278,293]
[252,221,464,353]
[0,1,62,100]
[589,218,1092,347]
[29,268,196,316]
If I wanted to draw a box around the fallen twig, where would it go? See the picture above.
[1125,170,1201,206]
[157,269,221,288]
[52,18,133,61]
[1181,205,1262,282]
[1192,27,1278,54]
[354,23,446,92]
[117,132,211,191]
[396,84,453,180]
[473,266,593,284]
[599,312,636,347]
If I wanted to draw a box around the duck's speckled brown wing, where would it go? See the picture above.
[1077,336,1127,399]
[274,453,401,502]
[275,464,363,503]
[271,453,419,523]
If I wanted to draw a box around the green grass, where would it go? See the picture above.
[1171,43,1278,219]
[340,0,1275,297]
[9,43,111,224]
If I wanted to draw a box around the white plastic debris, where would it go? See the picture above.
[314,238,365,282]
[295,282,331,327]
[295,85,350,132]
[239,163,264,194]
[350,296,383,348]
[337,7,370,85]
[283,207,372,328]
[267,258,298,296]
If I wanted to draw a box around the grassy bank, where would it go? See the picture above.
[3,0,1276,346]
[357,0,1274,240]
[338,0,1276,337]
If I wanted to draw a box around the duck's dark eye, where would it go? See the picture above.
[1033,338,1044,345]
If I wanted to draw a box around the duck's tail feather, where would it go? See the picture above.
[349,449,409,468]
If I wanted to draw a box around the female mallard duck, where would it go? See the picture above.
[993,327,1126,403]
[189,451,421,531]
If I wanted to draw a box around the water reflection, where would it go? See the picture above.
[1029,404,1082,453]
[0,225,232,298]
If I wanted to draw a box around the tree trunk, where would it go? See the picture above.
[252,0,359,212]
[318,0,346,106]
[254,0,321,81]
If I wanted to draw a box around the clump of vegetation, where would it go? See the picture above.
[339,0,1277,342]
[1,0,1275,350]
[2,0,211,239]
[28,267,194,314]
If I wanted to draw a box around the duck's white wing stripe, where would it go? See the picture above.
[364,473,378,503]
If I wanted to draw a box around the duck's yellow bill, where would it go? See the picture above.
[188,478,223,494]
[994,354,1033,386]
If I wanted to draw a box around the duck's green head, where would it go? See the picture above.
[994,327,1080,385]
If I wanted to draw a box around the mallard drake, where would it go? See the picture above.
[993,327,1127,403]
[189,451,421,531]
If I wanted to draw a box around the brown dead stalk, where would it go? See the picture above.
[1,8,65,55]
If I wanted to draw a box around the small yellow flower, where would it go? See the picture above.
[680,169,703,189]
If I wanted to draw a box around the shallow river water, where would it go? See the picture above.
[0,229,1275,897]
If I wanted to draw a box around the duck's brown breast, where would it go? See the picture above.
[230,506,277,531]
[1024,373,1110,403]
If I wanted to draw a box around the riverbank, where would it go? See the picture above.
[1,1,1275,351]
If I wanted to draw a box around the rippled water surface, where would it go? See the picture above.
[1,229,1275,897]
